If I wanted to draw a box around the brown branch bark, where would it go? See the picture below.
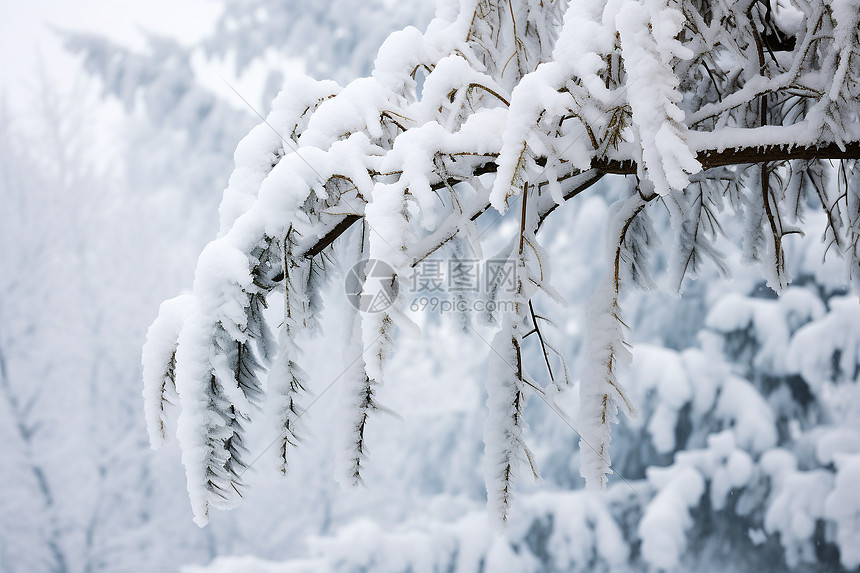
[302,214,361,259]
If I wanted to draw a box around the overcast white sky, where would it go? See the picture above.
[0,0,220,111]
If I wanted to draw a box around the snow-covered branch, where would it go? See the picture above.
[145,0,860,527]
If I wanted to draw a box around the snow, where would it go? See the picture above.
[639,466,705,571]
[825,454,860,568]
[141,0,860,558]
[490,64,589,212]
[488,0,620,212]
[763,460,834,567]
[828,0,860,104]
[335,314,376,488]
[142,294,195,449]
[19,0,860,570]
[788,296,860,390]
[707,433,754,511]
[626,345,692,453]
[219,76,341,233]
[184,556,323,573]
[579,273,633,488]
[187,491,630,573]
[816,428,860,465]
[770,0,804,36]
[483,318,530,529]
[617,0,701,195]
[682,347,723,418]
[705,288,825,376]
[715,377,777,454]
[140,0,860,532]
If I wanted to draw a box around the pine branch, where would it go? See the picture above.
[299,142,860,262]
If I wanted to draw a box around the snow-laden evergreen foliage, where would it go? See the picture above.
[206,0,437,85]
[62,32,255,201]
[191,205,860,572]
[145,0,860,530]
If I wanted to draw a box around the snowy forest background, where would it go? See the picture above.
[2,1,860,572]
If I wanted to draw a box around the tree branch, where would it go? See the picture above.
[302,214,362,259]
[300,142,860,260]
